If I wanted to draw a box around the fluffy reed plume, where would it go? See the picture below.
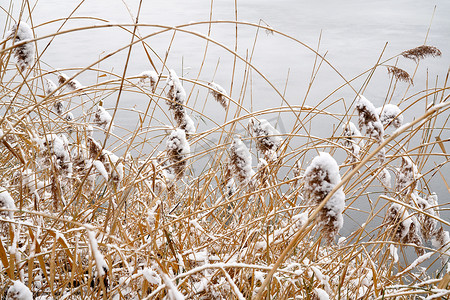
[85,136,123,185]
[166,128,190,180]
[302,152,345,244]
[412,193,438,241]
[166,69,186,109]
[385,203,424,255]
[401,45,442,62]
[38,134,73,177]
[395,156,418,195]
[165,69,196,135]
[208,82,229,109]
[356,95,384,143]
[138,70,158,91]
[58,73,83,91]
[6,280,33,300]
[387,66,413,84]
[175,112,196,136]
[248,117,282,161]
[45,79,58,96]
[342,122,362,164]
[94,105,114,132]
[45,79,64,114]
[229,137,255,187]
[376,104,403,129]
[7,22,35,72]
[431,227,450,271]
[378,168,392,188]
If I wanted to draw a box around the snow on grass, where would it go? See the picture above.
[0,187,16,219]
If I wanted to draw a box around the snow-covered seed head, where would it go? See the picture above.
[355,95,384,143]
[342,121,361,148]
[229,137,255,187]
[385,203,424,255]
[138,70,159,91]
[376,104,403,129]
[53,101,64,115]
[208,82,228,109]
[378,168,391,189]
[166,128,190,180]
[303,152,345,244]
[94,106,114,132]
[6,280,33,300]
[413,193,438,242]
[8,22,35,72]
[248,117,282,160]
[174,110,196,136]
[395,156,418,195]
[166,69,186,108]
[45,79,59,96]
[58,73,83,91]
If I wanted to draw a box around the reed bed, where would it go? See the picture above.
[0,1,449,299]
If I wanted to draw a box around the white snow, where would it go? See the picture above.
[0,187,16,219]
[6,280,33,300]
[138,70,158,90]
[208,82,229,109]
[303,152,345,232]
[230,137,255,186]
[160,271,186,300]
[94,106,114,131]
[376,104,403,128]
[356,95,384,141]
[378,168,391,188]
[313,288,330,300]
[395,156,419,193]
[93,160,108,180]
[8,22,35,71]
[45,79,58,95]
[248,117,282,153]
[167,128,190,155]
[395,252,433,277]
[86,229,108,277]
[390,244,399,263]
[180,113,196,135]
[140,267,161,285]
[166,69,186,106]
[58,73,83,90]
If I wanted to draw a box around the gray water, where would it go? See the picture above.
[2,1,450,239]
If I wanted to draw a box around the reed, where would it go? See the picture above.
[0,2,449,299]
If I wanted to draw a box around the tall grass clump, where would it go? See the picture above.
[0,1,449,299]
